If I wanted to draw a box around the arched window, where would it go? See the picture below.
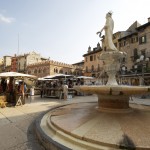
[28,70,31,74]
[43,68,46,73]
[34,69,37,74]
[59,70,63,73]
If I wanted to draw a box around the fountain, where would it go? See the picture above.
[74,11,150,113]
[35,12,150,149]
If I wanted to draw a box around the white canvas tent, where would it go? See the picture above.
[38,78,55,81]
[0,72,37,79]
[43,74,74,79]
[76,76,94,79]
[0,72,37,87]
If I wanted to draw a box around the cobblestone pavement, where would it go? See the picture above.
[0,94,149,150]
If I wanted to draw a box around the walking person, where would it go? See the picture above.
[63,84,68,100]
[40,83,44,98]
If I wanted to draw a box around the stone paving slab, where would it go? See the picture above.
[0,94,149,150]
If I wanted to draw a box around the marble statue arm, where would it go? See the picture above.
[96,25,107,35]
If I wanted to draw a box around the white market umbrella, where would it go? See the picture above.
[0,72,37,79]
[38,78,55,81]
[44,74,74,79]
[76,76,94,79]
[0,72,37,87]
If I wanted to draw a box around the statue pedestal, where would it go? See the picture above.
[100,50,126,85]
[97,94,132,113]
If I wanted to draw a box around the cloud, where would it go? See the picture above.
[0,13,15,24]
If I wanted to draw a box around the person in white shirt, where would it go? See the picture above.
[63,84,68,100]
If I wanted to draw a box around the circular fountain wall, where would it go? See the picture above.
[35,101,150,150]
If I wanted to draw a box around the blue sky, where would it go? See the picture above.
[0,0,150,64]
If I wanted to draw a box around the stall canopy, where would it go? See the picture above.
[0,72,37,87]
[0,72,37,79]
[38,78,55,81]
[43,74,74,79]
[76,76,94,79]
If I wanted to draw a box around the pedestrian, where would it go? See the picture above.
[40,83,44,98]
[63,84,68,100]
[19,82,25,100]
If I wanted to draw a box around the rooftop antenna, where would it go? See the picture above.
[17,33,20,72]
[17,33,20,55]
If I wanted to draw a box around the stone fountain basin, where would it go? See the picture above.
[74,85,150,96]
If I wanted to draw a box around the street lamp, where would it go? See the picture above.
[134,55,149,85]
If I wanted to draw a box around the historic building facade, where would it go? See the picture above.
[0,56,12,72]
[83,43,103,77]
[17,51,42,73]
[27,60,84,78]
[11,54,18,72]
[100,17,150,85]
[117,18,150,85]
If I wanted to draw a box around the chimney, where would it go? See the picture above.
[148,17,150,22]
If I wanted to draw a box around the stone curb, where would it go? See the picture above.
[34,105,72,150]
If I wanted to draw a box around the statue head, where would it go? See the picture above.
[106,11,113,18]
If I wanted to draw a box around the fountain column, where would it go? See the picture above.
[97,50,130,112]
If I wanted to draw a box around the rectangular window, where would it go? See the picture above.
[86,57,87,62]
[90,56,93,61]
[119,42,122,47]
[141,50,146,58]
[131,36,138,43]
[139,35,146,44]
[94,55,96,61]
[123,41,126,46]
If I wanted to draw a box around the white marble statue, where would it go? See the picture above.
[97,12,118,51]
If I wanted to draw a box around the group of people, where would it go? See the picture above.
[0,78,27,104]
[37,79,74,100]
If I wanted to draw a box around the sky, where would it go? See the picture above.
[0,0,150,64]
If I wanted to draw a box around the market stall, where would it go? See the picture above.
[0,72,37,107]
[41,74,75,99]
